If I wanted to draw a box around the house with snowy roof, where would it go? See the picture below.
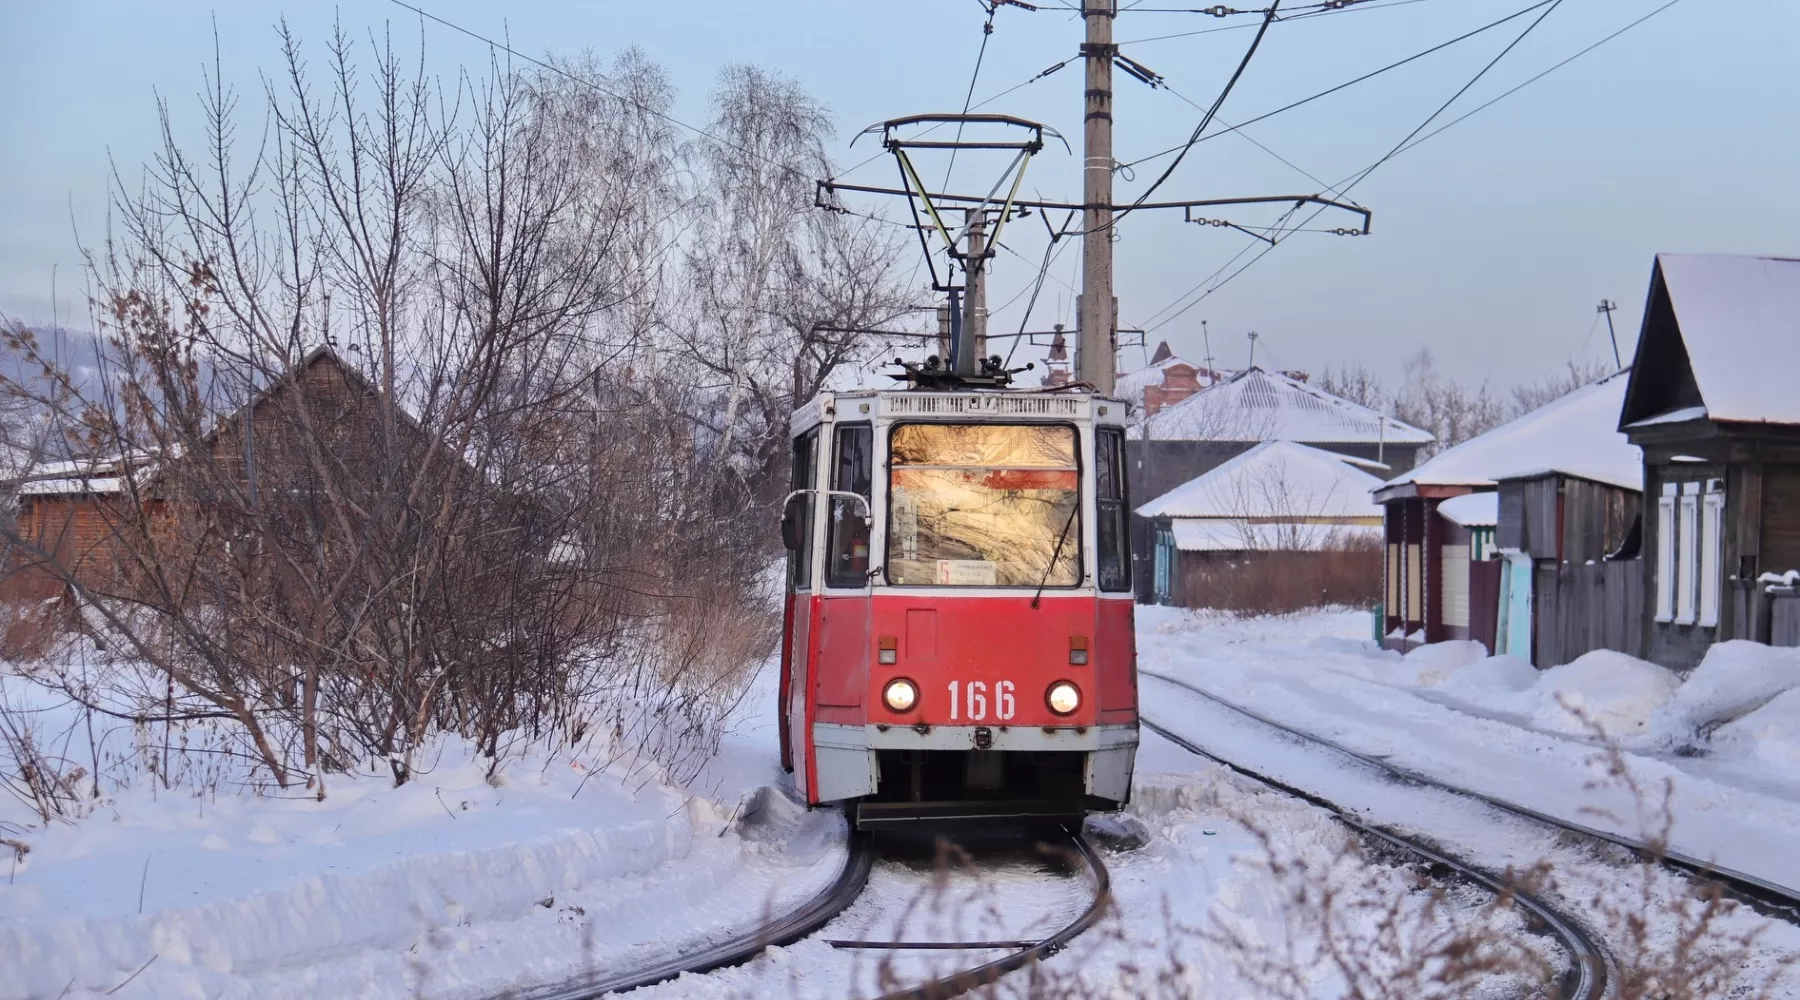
[1617,253,1800,667]
[1123,365,1432,601]
[1112,341,1225,416]
[1136,440,1384,610]
[1374,370,1642,662]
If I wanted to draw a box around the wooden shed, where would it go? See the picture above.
[1375,370,1641,655]
[1617,253,1800,667]
[1494,470,1643,666]
[1138,440,1384,612]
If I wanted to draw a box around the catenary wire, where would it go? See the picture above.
[1082,2,1281,235]
[1117,0,1558,171]
[942,2,1002,190]
[1144,0,1677,332]
[1117,0,1440,45]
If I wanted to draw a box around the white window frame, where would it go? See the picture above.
[1655,485,1676,623]
[1676,483,1699,625]
[1700,483,1725,628]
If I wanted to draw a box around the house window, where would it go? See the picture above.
[1658,478,1725,628]
[1700,487,1725,627]
[1677,486,1698,625]
[1655,487,1675,622]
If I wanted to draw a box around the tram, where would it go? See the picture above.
[778,361,1139,829]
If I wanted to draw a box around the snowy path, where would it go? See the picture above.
[1138,608,1800,896]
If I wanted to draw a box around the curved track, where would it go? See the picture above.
[1143,716,1609,1000]
[857,828,1111,1000]
[514,832,876,999]
[1145,668,1800,920]
[511,825,1109,999]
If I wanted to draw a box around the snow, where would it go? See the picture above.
[1714,688,1800,770]
[0,653,847,1000]
[1132,367,1432,445]
[1516,650,1683,737]
[1624,403,1709,428]
[1170,519,1380,552]
[1652,253,1800,425]
[1435,490,1498,527]
[1136,606,1800,895]
[1377,368,1641,496]
[1648,641,1800,748]
[1137,440,1387,520]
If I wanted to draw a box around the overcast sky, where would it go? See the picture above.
[3,0,1796,388]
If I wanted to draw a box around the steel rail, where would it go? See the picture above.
[1143,669,1800,919]
[865,828,1112,1000]
[1143,717,1608,1000]
[509,831,876,1000]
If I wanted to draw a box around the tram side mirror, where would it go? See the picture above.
[780,493,807,551]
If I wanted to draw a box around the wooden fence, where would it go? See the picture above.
[1534,559,1645,667]
[1775,594,1800,648]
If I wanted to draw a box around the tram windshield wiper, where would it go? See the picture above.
[1030,502,1079,610]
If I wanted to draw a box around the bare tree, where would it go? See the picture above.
[1509,358,1613,418]
[0,28,776,795]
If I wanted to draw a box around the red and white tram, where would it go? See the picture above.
[778,379,1138,828]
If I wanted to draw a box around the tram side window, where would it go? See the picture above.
[826,425,874,588]
[1096,427,1131,592]
[788,429,819,590]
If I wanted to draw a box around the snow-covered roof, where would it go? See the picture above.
[1131,367,1433,445]
[1171,519,1381,552]
[1379,370,1642,496]
[13,454,153,496]
[1114,355,1220,406]
[1437,491,1499,527]
[1649,253,1800,425]
[1137,440,1387,520]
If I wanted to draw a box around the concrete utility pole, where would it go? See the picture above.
[1077,0,1116,394]
[957,209,989,375]
[1597,299,1622,368]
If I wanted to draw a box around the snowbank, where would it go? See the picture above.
[1650,641,1800,746]
[1523,650,1683,737]
[1712,688,1800,772]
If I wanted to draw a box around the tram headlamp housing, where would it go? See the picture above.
[883,677,919,713]
[1046,680,1082,716]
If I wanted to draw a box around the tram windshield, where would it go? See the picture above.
[886,423,1081,588]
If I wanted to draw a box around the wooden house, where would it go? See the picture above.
[1375,370,1641,657]
[1127,366,1432,601]
[1617,253,1800,667]
[1138,440,1384,611]
[4,347,419,602]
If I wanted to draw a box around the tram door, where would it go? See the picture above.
[781,429,821,795]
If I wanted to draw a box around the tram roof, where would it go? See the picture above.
[791,388,1129,435]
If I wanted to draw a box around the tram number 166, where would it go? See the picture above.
[947,680,1015,722]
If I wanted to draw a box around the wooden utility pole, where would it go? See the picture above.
[1077,0,1116,393]
[1597,299,1622,368]
[957,209,989,375]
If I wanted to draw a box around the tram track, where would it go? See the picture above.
[1143,668,1800,921]
[1142,716,1610,1000]
[510,824,1109,999]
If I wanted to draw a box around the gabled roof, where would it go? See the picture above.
[1137,440,1387,520]
[1377,369,1641,500]
[1130,366,1433,445]
[1114,354,1220,406]
[1620,253,1800,428]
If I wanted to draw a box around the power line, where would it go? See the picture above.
[1144,0,1612,332]
[942,3,1003,189]
[1092,2,1281,235]
[1117,0,1559,172]
[1117,0,1439,45]
[382,0,820,188]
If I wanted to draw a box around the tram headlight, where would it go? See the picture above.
[882,677,919,713]
[1046,680,1082,716]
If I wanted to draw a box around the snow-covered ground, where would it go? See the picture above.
[1138,606,1800,894]
[11,605,1800,998]
[0,658,844,1000]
